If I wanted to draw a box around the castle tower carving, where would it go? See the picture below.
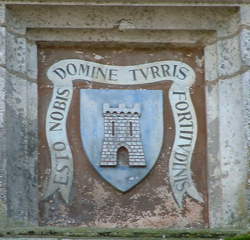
[100,103,146,167]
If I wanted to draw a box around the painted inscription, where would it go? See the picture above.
[52,61,189,83]
[44,87,73,203]
[48,59,192,86]
[45,59,203,207]
[169,88,202,206]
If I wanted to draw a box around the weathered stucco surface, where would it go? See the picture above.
[0,0,249,229]
[37,46,207,228]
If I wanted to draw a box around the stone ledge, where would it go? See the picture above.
[1,0,249,6]
[0,237,233,240]
[0,237,226,240]
[0,227,243,239]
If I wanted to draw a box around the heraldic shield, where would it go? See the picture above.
[80,89,164,192]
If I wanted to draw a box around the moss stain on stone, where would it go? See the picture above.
[224,233,250,240]
[0,227,244,239]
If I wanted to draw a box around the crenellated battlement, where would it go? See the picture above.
[103,103,141,115]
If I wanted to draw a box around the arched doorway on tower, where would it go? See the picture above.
[117,146,129,166]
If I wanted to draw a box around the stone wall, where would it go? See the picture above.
[0,0,249,228]
[0,4,38,225]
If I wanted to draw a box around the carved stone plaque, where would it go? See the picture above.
[38,46,208,227]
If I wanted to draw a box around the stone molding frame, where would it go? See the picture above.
[0,0,249,228]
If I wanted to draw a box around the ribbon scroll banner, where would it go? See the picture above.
[45,59,203,207]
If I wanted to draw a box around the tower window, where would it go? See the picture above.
[129,121,133,136]
[112,121,115,136]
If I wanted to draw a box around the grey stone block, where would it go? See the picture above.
[26,41,37,80]
[240,5,250,26]
[0,5,5,25]
[242,71,250,144]
[218,75,248,224]
[205,43,218,82]
[5,73,38,223]
[6,32,26,73]
[0,66,7,215]
[217,35,241,77]
[0,27,6,65]
[240,29,250,66]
